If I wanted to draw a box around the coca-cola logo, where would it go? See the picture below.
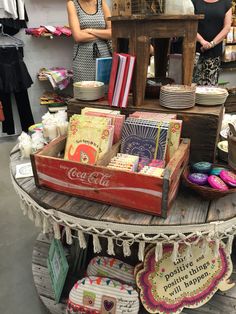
[67,167,111,187]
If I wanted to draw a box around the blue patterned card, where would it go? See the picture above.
[121,118,169,160]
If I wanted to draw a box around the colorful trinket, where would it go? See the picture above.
[210,167,225,176]
[220,170,236,187]
[192,162,212,174]
[208,175,229,191]
[188,173,208,186]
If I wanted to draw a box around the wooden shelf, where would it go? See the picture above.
[28,34,72,39]
[33,233,236,314]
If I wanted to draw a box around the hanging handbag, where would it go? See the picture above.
[0,102,5,122]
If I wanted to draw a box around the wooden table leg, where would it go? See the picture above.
[182,22,198,85]
[133,35,150,107]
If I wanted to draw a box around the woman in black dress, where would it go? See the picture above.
[192,0,232,85]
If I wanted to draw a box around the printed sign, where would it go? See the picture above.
[47,239,69,303]
[136,241,234,314]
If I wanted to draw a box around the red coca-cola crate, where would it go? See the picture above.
[30,136,190,217]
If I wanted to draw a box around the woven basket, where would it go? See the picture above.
[182,165,236,200]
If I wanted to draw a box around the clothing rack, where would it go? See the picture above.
[0,23,24,48]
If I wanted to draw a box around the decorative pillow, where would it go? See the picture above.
[86,256,135,286]
[67,276,140,314]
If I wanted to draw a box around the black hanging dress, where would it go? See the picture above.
[0,46,34,135]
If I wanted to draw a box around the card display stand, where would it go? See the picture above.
[30,136,190,217]
[67,98,224,163]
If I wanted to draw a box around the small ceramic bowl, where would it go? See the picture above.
[217,140,228,162]
[73,81,105,101]
[220,128,228,141]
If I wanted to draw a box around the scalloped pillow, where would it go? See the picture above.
[67,276,139,314]
[86,256,135,286]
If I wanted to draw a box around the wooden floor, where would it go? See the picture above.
[33,234,236,314]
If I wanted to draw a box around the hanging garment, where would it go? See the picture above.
[2,0,17,19]
[0,0,27,35]
[0,0,11,19]
[0,3,28,35]
[0,90,34,134]
[2,0,26,20]
[0,101,5,121]
[0,47,34,134]
[0,47,32,92]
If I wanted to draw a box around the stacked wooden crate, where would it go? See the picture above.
[112,0,165,16]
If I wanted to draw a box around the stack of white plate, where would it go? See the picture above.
[159,85,196,109]
[196,86,228,106]
[73,81,105,101]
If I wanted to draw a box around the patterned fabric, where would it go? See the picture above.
[44,67,72,90]
[192,56,221,86]
[86,256,135,286]
[72,0,111,82]
[67,276,140,314]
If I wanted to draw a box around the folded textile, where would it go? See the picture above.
[40,91,71,105]
[25,25,72,37]
[38,67,73,90]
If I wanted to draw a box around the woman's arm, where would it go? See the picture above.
[86,0,112,40]
[211,8,232,46]
[66,0,97,42]
[196,32,211,50]
[197,8,232,51]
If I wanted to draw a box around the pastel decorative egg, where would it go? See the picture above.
[220,170,236,187]
[188,173,208,185]
[208,175,229,191]
[210,167,225,176]
[192,162,212,174]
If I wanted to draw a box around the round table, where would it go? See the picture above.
[10,146,236,314]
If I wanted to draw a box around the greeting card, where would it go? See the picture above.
[121,118,169,160]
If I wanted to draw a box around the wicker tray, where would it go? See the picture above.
[182,165,236,200]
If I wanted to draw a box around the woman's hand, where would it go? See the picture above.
[200,39,213,51]
[84,28,94,34]
[84,27,111,40]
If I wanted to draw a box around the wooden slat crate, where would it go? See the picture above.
[30,136,190,217]
[112,0,165,16]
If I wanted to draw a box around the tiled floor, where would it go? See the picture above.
[0,136,48,314]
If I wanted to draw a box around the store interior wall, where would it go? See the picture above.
[1,0,112,136]
[0,0,231,136]
[21,0,74,123]
[0,0,74,136]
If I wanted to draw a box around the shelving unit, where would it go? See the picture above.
[220,0,236,105]
[222,0,236,63]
